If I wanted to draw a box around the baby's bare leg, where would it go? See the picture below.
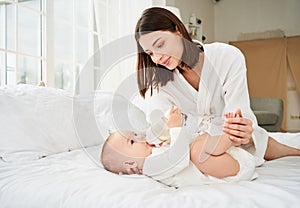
[190,135,239,178]
[264,136,300,160]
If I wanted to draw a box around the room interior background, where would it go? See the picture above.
[167,0,300,132]
[0,0,299,131]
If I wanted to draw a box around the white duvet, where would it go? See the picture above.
[0,132,300,208]
[1,85,300,208]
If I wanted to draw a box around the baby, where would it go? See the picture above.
[101,107,257,187]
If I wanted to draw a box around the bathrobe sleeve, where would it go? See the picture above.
[219,45,268,166]
[143,127,191,180]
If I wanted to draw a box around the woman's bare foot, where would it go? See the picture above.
[264,137,300,160]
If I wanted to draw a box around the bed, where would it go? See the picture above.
[1,84,300,208]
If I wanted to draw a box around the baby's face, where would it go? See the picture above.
[108,130,153,159]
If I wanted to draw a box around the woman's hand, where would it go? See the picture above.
[223,109,253,146]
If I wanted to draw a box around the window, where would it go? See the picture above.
[0,0,45,86]
[0,0,164,95]
[0,0,97,93]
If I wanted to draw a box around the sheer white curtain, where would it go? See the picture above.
[92,0,165,100]
[93,0,166,44]
[46,0,97,95]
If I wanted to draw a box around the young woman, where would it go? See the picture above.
[134,7,300,170]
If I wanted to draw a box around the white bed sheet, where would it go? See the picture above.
[0,132,300,208]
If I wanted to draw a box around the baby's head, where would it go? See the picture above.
[101,130,153,174]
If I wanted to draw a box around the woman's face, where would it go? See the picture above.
[138,30,184,70]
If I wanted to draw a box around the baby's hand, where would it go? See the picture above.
[224,111,242,147]
[225,112,240,119]
[165,106,184,128]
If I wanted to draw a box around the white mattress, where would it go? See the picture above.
[0,132,300,208]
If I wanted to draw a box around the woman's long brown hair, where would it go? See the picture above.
[135,7,202,98]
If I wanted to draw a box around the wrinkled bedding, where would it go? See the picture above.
[1,85,300,208]
[0,132,300,208]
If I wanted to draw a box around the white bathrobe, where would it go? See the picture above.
[143,127,257,187]
[144,42,268,167]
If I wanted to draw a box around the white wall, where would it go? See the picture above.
[287,67,300,132]
[167,0,300,43]
[214,0,300,43]
[167,0,215,43]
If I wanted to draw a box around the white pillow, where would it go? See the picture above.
[0,85,148,162]
[0,84,102,162]
[93,90,148,139]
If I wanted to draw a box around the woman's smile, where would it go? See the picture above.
[161,57,171,66]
